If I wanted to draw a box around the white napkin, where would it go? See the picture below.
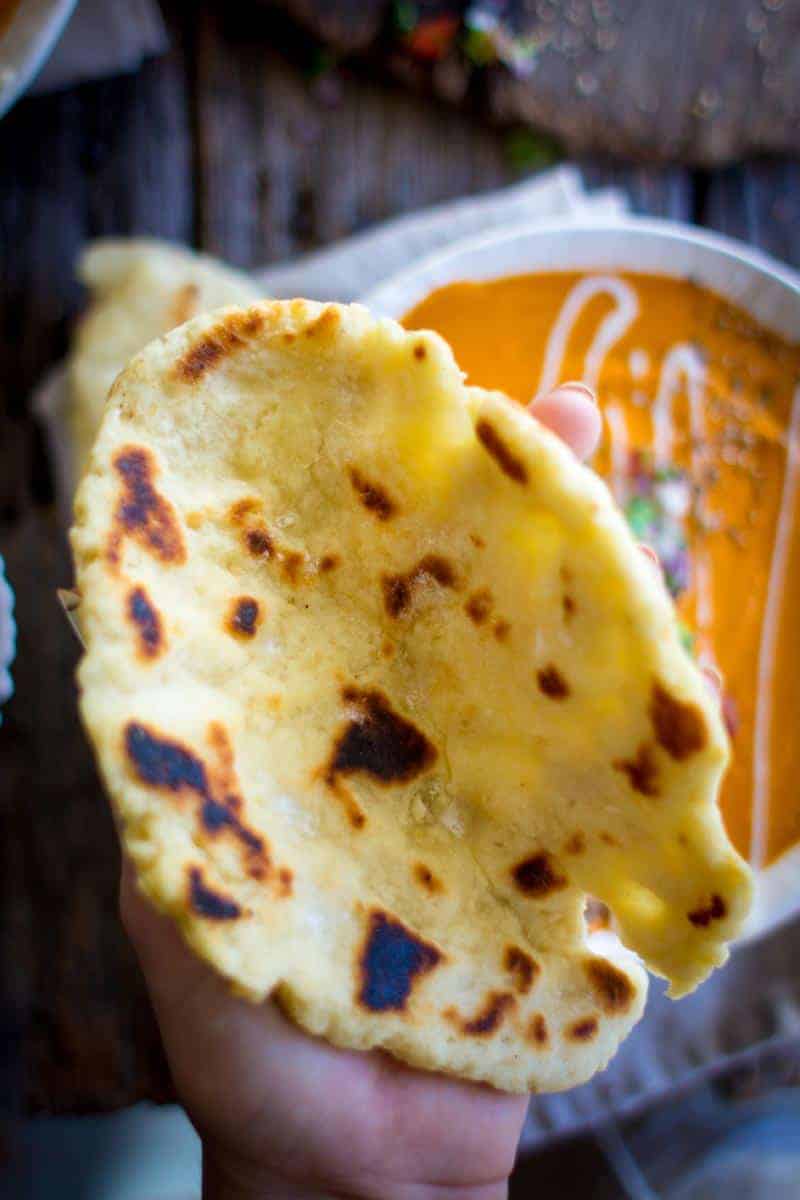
[255,167,624,298]
[31,0,167,94]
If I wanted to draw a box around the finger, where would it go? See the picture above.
[119,855,364,1065]
[118,865,528,1183]
[119,858,314,1081]
[639,543,667,585]
[119,855,215,1014]
[701,664,723,699]
[528,382,602,462]
[119,856,332,1158]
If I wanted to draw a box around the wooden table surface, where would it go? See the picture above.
[0,0,798,1122]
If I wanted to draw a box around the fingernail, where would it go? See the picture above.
[558,381,597,404]
[702,664,724,695]
[639,543,659,564]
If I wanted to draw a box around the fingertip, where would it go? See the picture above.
[558,380,596,402]
[529,384,602,461]
[701,663,723,699]
[118,855,176,963]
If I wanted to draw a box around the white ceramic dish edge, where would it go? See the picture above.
[0,0,77,120]
[362,215,800,946]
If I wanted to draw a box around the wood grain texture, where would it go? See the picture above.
[270,0,800,165]
[0,15,194,1114]
[0,0,794,1115]
[196,6,512,270]
[703,161,800,268]
[486,0,800,165]
[580,163,693,219]
[266,0,386,52]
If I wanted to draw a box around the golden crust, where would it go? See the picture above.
[71,300,752,1094]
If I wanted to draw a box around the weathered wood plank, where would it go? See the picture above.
[0,18,193,1113]
[487,0,800,165]
[580,164,693,220]
[704,161,800,270]
[270,0,800,165]
[194,7,266,266]
[82,67,194,244]
[269,0,384,51]
[196,6,512,271]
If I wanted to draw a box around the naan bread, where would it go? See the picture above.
[68,240,260,477]
[71,300,752,1094]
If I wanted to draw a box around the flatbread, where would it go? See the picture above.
[71,300,752,1094]
[68,240,260,478]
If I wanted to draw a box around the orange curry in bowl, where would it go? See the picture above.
[404,272,800,868]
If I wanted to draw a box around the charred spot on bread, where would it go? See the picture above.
[613,743,660,797]
[382,555,458,618]
[327,687,437,786]
[125,721,269,880]
[650,683,707,760]
[108,447,185,568]
[504,946,539,994]
[528,1014,549,1047]
[348,467,396,521]
[357,910,441,1012]
[465,588,493,625]
[304,307,340,338]
[537,665,570,699]
[449,991,516,1036]
[566,1016,599,1042]
[175,310,264,382]
[281,550,307,586]
[584,959,634,1014]
[512,852,568,898]
[227,596,261,638]
[688,893,727,927]
[475,418,528,484]
[188,867,242,920]
[565,832,586,855]
[127,585,164,659]
[413,863,443,893]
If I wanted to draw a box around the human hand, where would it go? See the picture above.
[120,383,603,1200]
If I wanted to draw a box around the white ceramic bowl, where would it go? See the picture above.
[0,0,77,120]
[363,216,800,944]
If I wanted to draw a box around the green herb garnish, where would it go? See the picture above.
[462,26,497,66]
[393,0,419,35]
[624,495,658,539]
[503,128,560,172]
